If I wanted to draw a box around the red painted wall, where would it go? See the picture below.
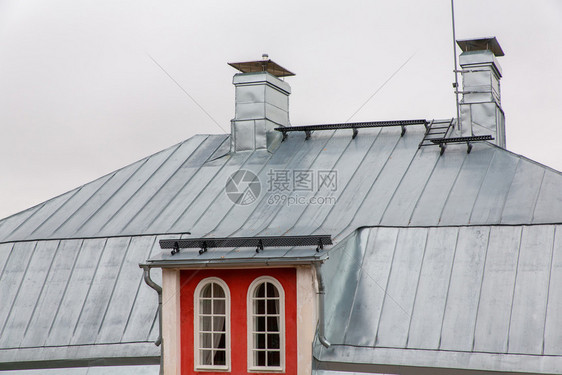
[180,268,297,374]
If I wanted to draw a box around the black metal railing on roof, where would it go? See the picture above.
[160,235,332,255]
[275,119,429,140]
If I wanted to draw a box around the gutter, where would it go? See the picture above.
[140,265,163,375]
[314,262,331,348]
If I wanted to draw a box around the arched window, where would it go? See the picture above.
[247,276,285,371]
[194,277,230,371]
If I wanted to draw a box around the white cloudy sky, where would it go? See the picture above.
[0,0,561,219]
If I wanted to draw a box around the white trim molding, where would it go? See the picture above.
[247,276,286,372]
[193,277,231,372]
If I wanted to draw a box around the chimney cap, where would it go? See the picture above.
[228,58,295,78]
[457,37,505,57]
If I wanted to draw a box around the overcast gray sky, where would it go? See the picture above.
[1,0,561,219]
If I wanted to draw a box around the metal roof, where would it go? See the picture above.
[0,235,161,370]
[315,225,562,374]
[2,123,562,372]
[1,127,562,247]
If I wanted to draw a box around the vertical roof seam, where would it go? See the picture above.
[51,172,120,236]
[541,225,557,355]
[437,153,469,225]
[5,202,48,240]
[168,150,253,232]
[530,169,548,224]
[190,149,274,231]
[44,239,85,345]
[407,149,443,225]
[120,236,158,342]
[208,134,307,235]
[373,228,400,347]
[498,158,522,223]
[21,240,64,343]
[0,242,39,339]
[282,133,356,234]
[143,136,228,232]
[505,226,525,353]
[341,229,373,344]
[229,131,338,238]
[470,227,493,351]
[250,131,340,238]
[405,228,431,348]
[309,128,384,235]
[27,188,84,238]
[96,143,184,235]
[468,150,499,224]
[338,134,403,237]
[378,146,423,225]
[155,138,235,232]
[70,238,109,340]
[0,243,14,284]
[437,228,461,350]
[121,136,210,233]
[74,159,150,234]
[96,237,133,339]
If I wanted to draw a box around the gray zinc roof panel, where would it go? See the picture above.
[545,229,562,355]
[2,122,562,371]
[316,225,562,374]
[2,125,562,245]
[0,235,160,368]
[508,225,554,355]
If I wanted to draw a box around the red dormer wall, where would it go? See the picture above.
[179,268,297,374]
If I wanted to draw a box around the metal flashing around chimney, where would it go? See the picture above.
[456,36,506,148]
[229,58,293,152]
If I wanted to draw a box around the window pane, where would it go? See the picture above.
[255,333,266,349]
[213,299,225,315]
[213,283,225,298]
[200,349,213,365]
[255,283,265,298]
[201,284,212,298]
[200,299,212,314]
[213,332,226,349]
[267,316,279,332]
[214,349,226,366]
[200,316,212,331]
[266,299,279,314]
[267,333,280,349]
[255,299,265,314]
[266,282,279,298]
[213,316,225,332]
[267,351,280,366]
[254,316,266,332]
[200,332,213,349]
[255,350,266,366]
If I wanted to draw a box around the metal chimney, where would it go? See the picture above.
[457,37,506,148]
[228,57,294,152]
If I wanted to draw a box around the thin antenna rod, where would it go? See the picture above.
[451,0,461,130]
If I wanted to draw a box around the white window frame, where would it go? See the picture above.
[247,276,285,372]
[194,277,231,371]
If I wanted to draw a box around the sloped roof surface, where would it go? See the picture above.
[2,124,562,372]
[0,236,161,370]
[1,126,562,247]
[316,225,562,374]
